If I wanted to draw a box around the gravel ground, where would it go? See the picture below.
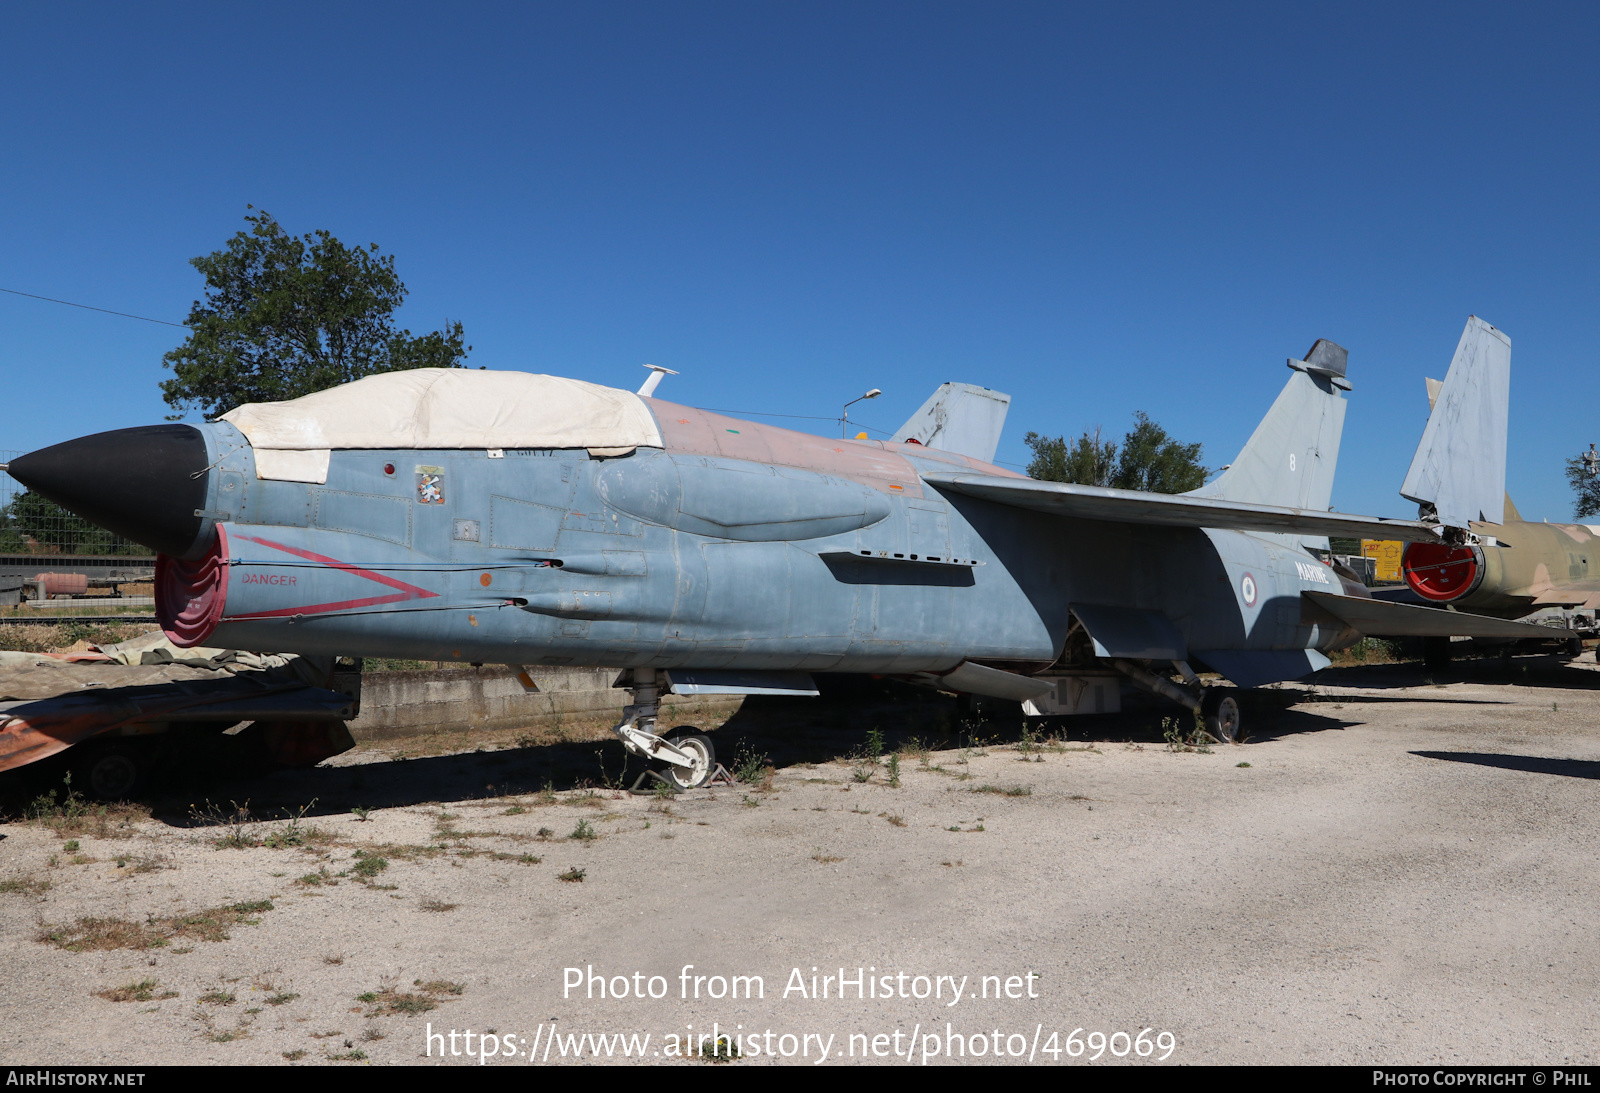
[2,657,1597,1066]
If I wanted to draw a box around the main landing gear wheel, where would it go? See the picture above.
[661,731,715,790]
[1201,689,1243,744]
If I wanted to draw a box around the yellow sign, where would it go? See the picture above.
[1361,539,1403,583]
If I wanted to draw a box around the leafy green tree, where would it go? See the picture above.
[161,208,470,419]
[0,490,148,555]
[1109,411,1208,493]
[1026,412,1208,494]
[1565,452,1600,518]
[1023,426,1118,486]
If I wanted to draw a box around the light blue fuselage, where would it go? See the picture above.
[193,420,1348,679]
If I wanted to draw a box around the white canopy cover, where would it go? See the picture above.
[220,369,663,481]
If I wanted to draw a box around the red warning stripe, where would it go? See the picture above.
[228,534,440,619]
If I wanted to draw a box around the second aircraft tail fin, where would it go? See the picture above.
[892,383,1012,463]
[1400,316,1510,528]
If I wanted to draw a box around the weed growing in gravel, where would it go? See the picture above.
[558,866,587,882]
[1161,716,1213,754]
[357,978,462,1016]
[971,785,1031,797]
[886,754,901,788]
[570,820,596,841]
[0,876,51,896]
[699,1035,742,1063]
[95,979,177,1003]
[351,851,389,881]
[734,746,773,787]
[190,800,260,849]
[263,801,322,849]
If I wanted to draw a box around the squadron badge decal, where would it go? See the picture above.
[415,465,446,505]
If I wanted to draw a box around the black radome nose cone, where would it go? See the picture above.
[9,425,210,557]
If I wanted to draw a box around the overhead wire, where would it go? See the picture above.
[0,286,185,327]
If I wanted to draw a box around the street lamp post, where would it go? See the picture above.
[841,389,882,438]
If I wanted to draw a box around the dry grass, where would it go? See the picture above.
[0,620,151,654]
[0,875,52,896]
[95,978,178,1003]
[356,979,463,1016]
[20,790,147,840]
[40,899,274,952]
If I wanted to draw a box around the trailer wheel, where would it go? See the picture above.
[1201,689,1243,744]
[76,744,145,800]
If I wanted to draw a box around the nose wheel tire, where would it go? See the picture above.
[1201,689,1243,744]
[660,731,715,790]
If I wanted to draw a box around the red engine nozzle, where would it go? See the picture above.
[1402,540,1484,602]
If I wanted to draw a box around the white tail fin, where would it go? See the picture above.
[1400,316,1509,528]
[893,382,1011,463]
[1186,338,1350,545]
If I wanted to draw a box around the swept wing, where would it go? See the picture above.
[922,472,1439,543]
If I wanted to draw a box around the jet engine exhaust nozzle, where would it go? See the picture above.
[1402,540,1485,602]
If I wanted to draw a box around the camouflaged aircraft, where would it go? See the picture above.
[1388,317,1600,655]
[8,340,1567,784]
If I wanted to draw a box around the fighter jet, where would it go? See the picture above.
[8,339,1564,783]
[1392,317,1600,633]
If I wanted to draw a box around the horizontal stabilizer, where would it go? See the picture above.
[1197,648,1330,689]
[924,472,1439,542]
[893,383,1011,463]
[1303,590,1570,639]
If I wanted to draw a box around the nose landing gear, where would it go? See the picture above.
[609,670,720,790]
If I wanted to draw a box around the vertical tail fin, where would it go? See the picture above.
[1187,339,1350,538]
[1400,316,1510,528]
[892,382,1012,463]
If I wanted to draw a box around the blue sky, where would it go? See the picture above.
[3,2,1597,521]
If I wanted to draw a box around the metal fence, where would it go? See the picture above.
[1,448,154,557]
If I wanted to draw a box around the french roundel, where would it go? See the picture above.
[1240,573,1258,607]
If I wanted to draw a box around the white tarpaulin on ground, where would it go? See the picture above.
[221,369,664,455]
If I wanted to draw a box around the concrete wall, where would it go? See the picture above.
[347,665,742,741]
